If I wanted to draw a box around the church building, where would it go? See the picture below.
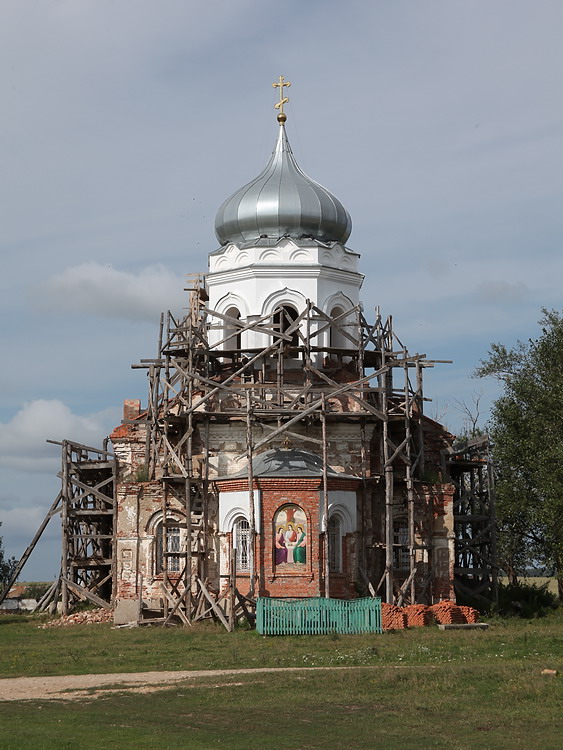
[109,79,456,625]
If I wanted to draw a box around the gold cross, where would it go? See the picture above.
[272,75,291,122]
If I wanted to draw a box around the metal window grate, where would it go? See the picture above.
[235,519,250,572]
[328,516,342,572]
[156,524,182,574]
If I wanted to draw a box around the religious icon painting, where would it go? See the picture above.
[274,504,307,568]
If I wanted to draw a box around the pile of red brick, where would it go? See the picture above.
[404,604,433,627]
[459,605,480,623]
[381,603,407,630]
[381,600,479,630]
[39,608,113,628]
[430,600,466,625]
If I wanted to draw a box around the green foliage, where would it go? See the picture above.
[0,522,17,594]
[476,309,563,600]
[23,582,51,600]
[133,464,150,482]
[494,581,559,619]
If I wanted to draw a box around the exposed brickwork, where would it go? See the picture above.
[422,416,455,481]
[216,475,360,599]
[111,395,457,615]
[123,399,141,421]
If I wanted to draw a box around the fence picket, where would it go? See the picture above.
[256,597,383,636]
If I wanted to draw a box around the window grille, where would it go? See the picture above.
[235,518,251,572]
[328,515,342,572]
[155,524,182,574]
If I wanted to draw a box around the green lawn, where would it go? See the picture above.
[0,610,562,749]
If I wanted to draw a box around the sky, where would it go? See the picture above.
[1,0,562,581]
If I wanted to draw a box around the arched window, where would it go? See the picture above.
[155,522,183,575]
[224,306,241,351]
[273,305,299,347]
[330,306,346,349]
[233,517,251,573]
[393,519,409,571]
[328,515,343,573]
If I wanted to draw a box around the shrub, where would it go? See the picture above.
[134,465,150,482]
[494,581,558,618]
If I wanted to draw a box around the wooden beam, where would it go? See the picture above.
[62,578,113,610]
[196,578,230,631]
[160,583,191,626]
[0,491,63,607]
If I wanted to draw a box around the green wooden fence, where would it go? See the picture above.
[256,596,382,635]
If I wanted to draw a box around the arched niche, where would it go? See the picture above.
[328,513,343,573]
[330,306,347,349]
[214,293,249,353]
[322,293,358,351]
[273,503,308,570]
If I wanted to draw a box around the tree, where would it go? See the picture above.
[453,389,486,440]
[0,522,17,595]
[476,309,563,600]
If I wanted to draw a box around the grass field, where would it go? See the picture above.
[498,576,559,595]
[0,610,562,749]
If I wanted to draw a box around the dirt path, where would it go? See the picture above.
[0,666,388,702]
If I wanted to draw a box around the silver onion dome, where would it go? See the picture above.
[214,124,352,246]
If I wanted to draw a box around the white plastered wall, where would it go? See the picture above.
[206,239,363,351]
[217,487,357,576]
[218,490,262,533]
[320,490,358,533]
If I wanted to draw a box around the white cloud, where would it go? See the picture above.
[0,504,53,540]
[0,474,65,578]
[35,263,185,322]
[476,280,529,304]
[0,400,117,472]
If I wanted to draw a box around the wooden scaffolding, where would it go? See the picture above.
[4,278,497,624]
[443,435,498,606]
[4,279,501,623]
[0,439,116,615]
[130,274,451,624]
[59,440,116,614]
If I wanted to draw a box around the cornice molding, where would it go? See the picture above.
[207,264,364,286]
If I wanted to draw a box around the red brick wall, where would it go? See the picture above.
[123,399,141,421]
[217,476,359,599]
[259,484,322,598]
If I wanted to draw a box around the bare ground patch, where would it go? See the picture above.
[0,665,429,702]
